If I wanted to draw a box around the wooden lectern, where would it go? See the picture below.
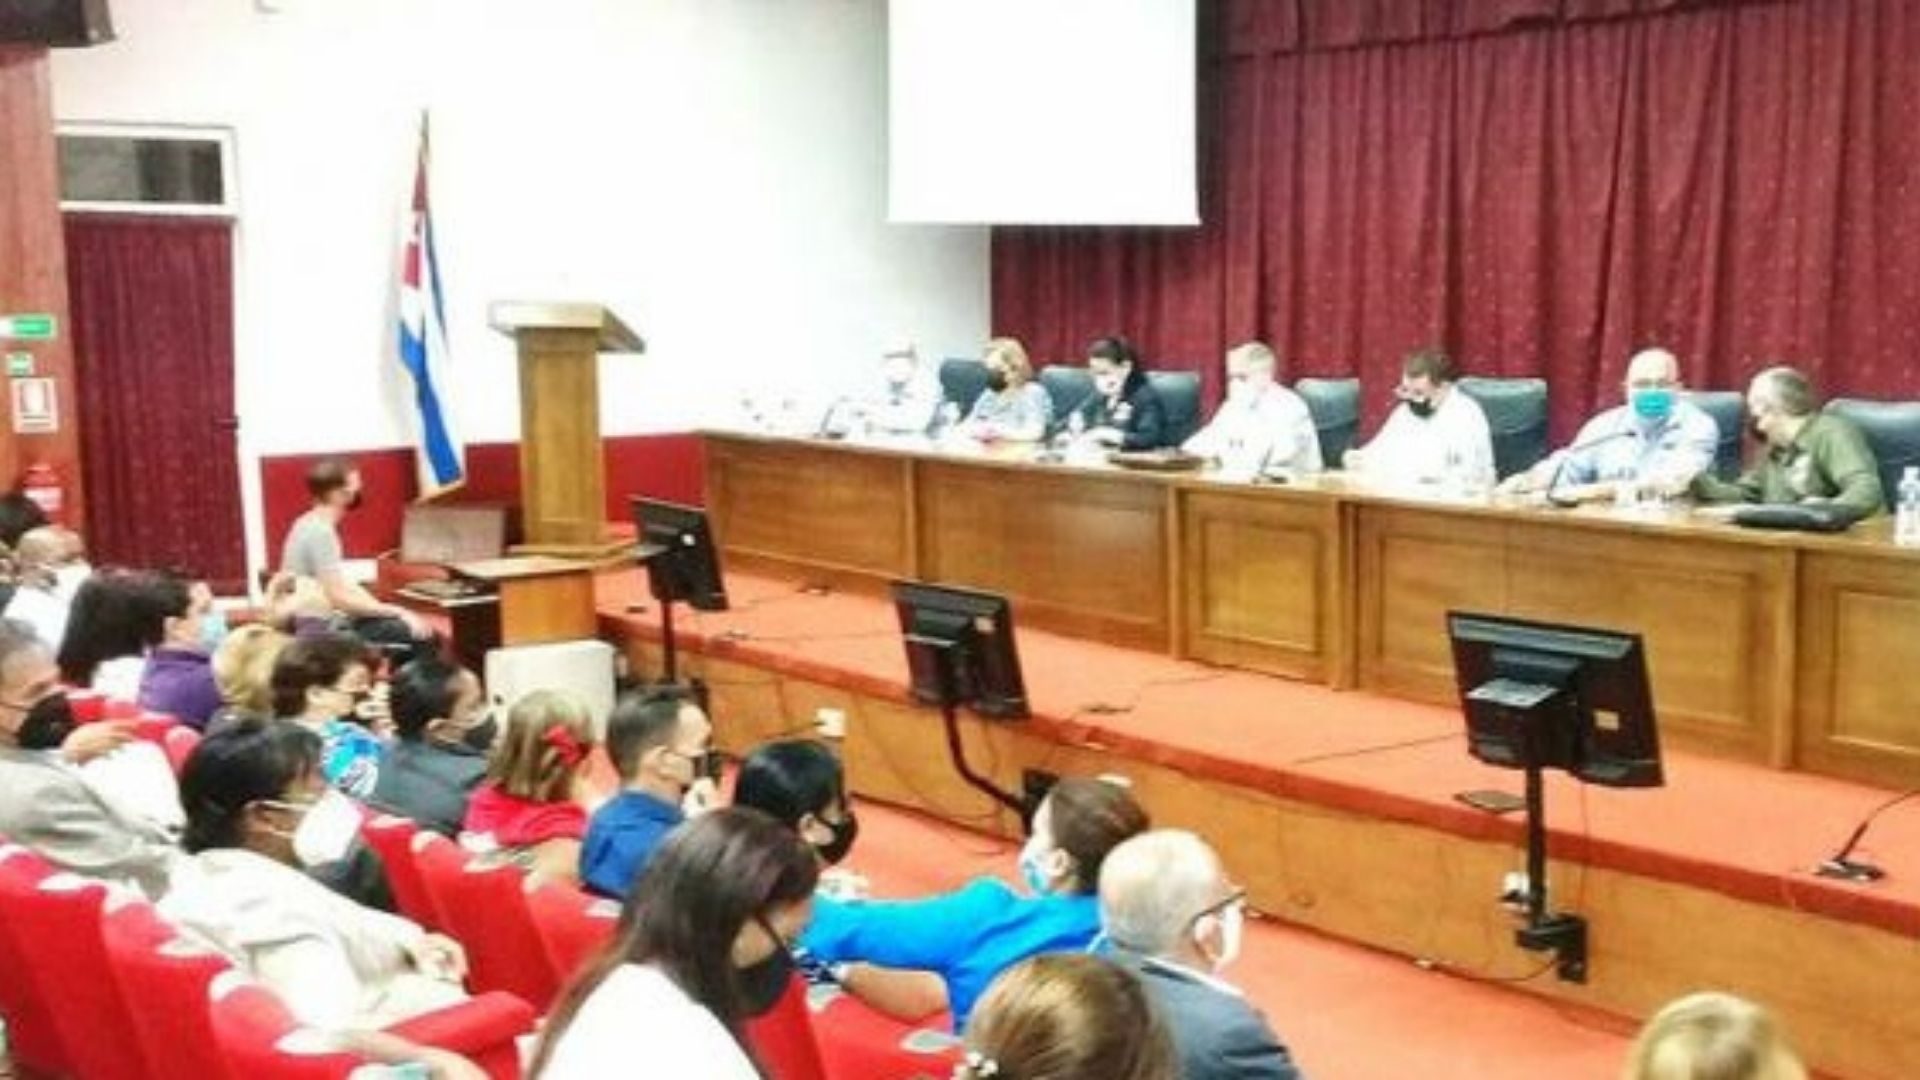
[438,556,600,673]
[488,301,645,558]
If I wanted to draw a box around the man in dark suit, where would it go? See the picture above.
[1101,830,1303,1080]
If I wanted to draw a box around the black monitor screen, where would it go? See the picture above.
[892,581,1029,720]
[631,497,729,613]
[1447,612,1663,788]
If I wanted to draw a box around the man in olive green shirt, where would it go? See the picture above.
[1692,366,1885,517]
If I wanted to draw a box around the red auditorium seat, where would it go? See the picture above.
[162,723,203,773]
[0,843,71,1075]
[523,879,619,987]
[414,841,562,1010]
[101,897,237,1080]
[3,871,153,1078]
[359,814,444,929]
[208,972,538,1080]
[743,973,831,1080]
[811,987,965,1080]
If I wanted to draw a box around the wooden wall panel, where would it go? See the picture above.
[1797,550,1920,786]
[1179,487,1343,681]
[705,436,913,583]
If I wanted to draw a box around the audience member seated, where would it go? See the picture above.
[281,457,434,657]
[1063,336,1170,451]
[461,689,598,887]
[57,567,177,699]
[1499,347,1719,503]
[368,656,493,836]
[530,808,819,1080]
[961,337,1055,443]
[210,623,293,728]
[734,738,858,869]
[581,687,716,898]
[0,617,176,896]
[1624,991,1806,1080]
[0,488,49,548]
[271,630,388,798]
[2,525,88,650]
[161,716,473,1034]
[1343,348,1495,489]
[734,738,949,1020]
[837,338,941,437]
[1100,830,1302,1080]
[1182,342,1323,476]
[801,776,1150,1030]
[1692,366,1885,518]
[137,575,228,728]
[958,953,1177,1080]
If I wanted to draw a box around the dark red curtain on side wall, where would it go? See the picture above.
[992,0,1920,439]
[64,214,247,592]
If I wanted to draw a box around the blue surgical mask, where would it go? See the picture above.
[198,608,230,653]
[1018,836,1054,895]
[1630,387,1675,423]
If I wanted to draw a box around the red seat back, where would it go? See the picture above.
[814,988,966,1080]
[4,871,154,1079]
[163,723,204,774]
[0,844,71,1075]
[427,854,562,1010]
[208,974,362,1079]
[743,973,831,1080]
[102,899,239,1080]
[360,814,442,929]
[524,880,620,989]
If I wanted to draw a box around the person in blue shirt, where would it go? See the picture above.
[579,686,715,898]
[1498,347,1720,503]
[800,776,1150,1031]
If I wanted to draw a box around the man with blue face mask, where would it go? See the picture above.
[1498,348,1719,502]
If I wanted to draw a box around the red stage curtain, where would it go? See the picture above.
[992,0,1920,438]
[63,214,247,592]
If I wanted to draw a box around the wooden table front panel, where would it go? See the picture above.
[1797,549,1920,787]
[1178,487,1346,683]
[914,460,1171,651]
[1356,505,1796,763]
[705,437,913,583]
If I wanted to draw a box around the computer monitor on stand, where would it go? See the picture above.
[893,581,1031,823]
[1447,612,1664,983]
[631,498,729,690]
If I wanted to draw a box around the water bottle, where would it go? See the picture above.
[932,401,961,442]
[1896,466,1920,546]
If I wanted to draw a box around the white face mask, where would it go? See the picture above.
[52,562,91,598]
[1226,377,1263,405]
[1197,898,1245,972]
[1018,835,1057,895]
[285,789,362,868]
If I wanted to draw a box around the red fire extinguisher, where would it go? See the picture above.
[20,462,64,523]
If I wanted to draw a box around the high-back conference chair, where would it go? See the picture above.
[1456,376,1550,480]
[1295,378,1362,467]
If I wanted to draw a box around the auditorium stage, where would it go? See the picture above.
[591,568,1917,1080]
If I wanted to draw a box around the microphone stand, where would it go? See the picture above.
[1543,429,1638,508]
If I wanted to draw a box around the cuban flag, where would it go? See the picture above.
[397,116,464,496]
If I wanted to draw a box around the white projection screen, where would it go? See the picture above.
[887,0,1198,226]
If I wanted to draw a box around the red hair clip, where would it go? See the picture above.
[542,726,587,768]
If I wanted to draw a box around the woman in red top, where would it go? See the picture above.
[461,689,600,887]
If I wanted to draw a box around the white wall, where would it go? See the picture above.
[49,0,991,568]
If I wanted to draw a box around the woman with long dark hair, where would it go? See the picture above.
[531,808,820,1079]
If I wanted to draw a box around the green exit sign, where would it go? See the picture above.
[0,315,57,342]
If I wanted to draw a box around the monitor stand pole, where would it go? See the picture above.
[931,643,1030,826]
[1509,697,1588,983]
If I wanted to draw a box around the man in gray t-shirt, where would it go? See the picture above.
[282,458,431,650]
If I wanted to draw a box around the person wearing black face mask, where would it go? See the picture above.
[959,338,1055,443]
[735,739,860,868]
[531,809,819,1079]
[279,456,435,663]
[1342,347,1495,489]
[368,656,494,837]
[581,687,718,899]
[0,618,178,898]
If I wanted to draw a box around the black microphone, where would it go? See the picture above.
[1542,429,1638,508]
[1816,788,1920,882]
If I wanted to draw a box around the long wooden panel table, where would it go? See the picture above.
[702,430,1920,787]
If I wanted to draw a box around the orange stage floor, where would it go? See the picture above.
[592,570,1920,942]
